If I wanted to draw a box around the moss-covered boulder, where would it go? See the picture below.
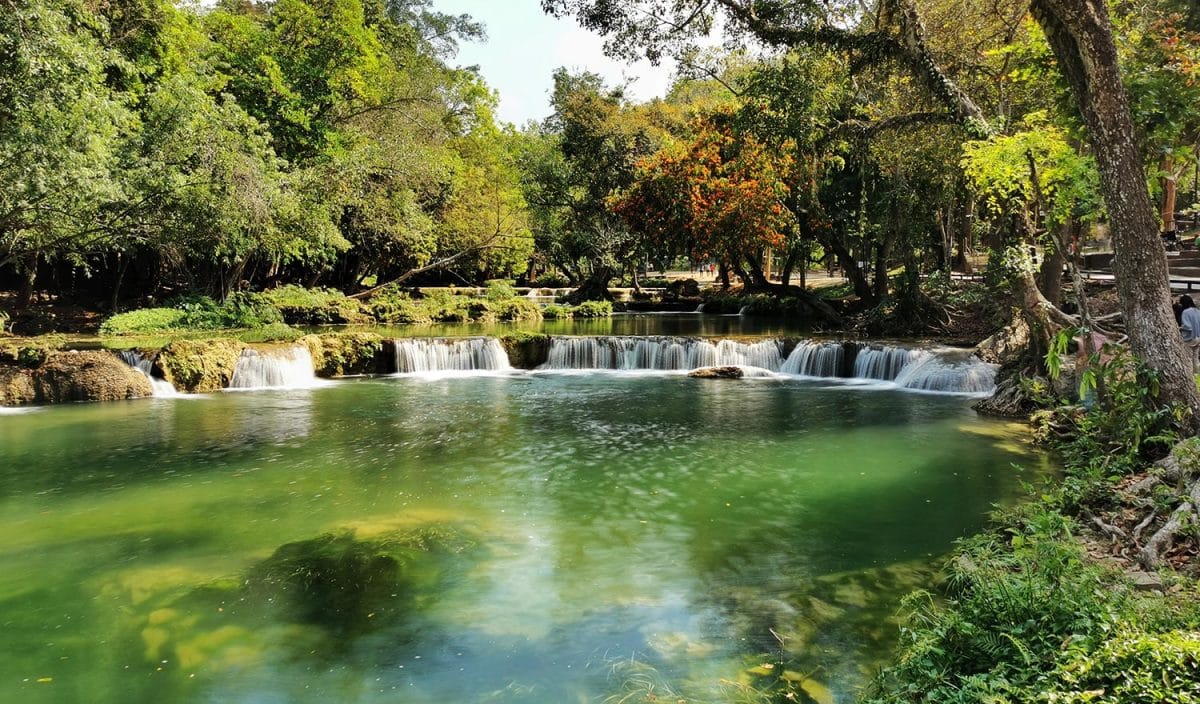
[300,333,385,377]
[0,334,66,367]
[0,364,36,405]
[156,339,244,393]
[500,332,551,369]
[33,350,152,402]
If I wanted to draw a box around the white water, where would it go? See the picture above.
[853,346,925,381]
[781,342,845,377]
[393,338,511,373]
[893,353,998,395]
[229,346,319,389]
[117,350,179,396]
[540,336,783,372]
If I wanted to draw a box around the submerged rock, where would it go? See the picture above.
[33,350,152,402]
[688,365,744,379]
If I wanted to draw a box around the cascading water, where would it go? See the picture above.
[393,338,511,373]
[540,336,783,372]
[229,346,318,389]
[893,353,998,395]
[117,350,179,396]
[781,342,845,377]
[852,345,925,381]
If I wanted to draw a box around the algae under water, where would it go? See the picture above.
[0,373,1046,703]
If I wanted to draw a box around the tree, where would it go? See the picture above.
[543,0,1200,418]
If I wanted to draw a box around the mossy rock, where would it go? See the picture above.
[689,365,744,379]
[156,339,244,393]
[300,333,385,377]
[0,364,36,405]
[33,350,152,403]
[0,334,67,367]
[499,332,551,369]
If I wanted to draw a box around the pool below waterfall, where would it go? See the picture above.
[0,372,1046,703]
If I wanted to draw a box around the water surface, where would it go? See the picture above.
[0,374,1042,703]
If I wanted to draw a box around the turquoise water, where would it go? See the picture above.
[0,373,1043,703]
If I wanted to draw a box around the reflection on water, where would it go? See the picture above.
[0,375,1045,703]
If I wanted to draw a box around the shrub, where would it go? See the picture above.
[1048,630,1200,703]
[572,300,613,318]
[100,307,188,335]
[492,298,542,322]
[542,304,572,320]
[485,279,517,301]
[255,285,367,325]
[531,272,569,288]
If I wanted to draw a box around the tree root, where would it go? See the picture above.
[1137,478,1200,570]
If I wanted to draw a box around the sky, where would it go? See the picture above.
[434,0,678,127]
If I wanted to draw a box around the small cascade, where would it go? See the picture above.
[393,338,511,373]
[117,350,179,396]
[781,342,845,377]
[894,354,998,395]
[540,336,782,372]
[852,345,925,381]
[229,346,318,389]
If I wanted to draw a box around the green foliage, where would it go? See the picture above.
[254,285,367,325]
[1039,335,1181,502]
[541,304,572,319]
[484,280,516,301]
[571,300,612,318]
[238,323,304,344]
[1048,630,1200,703]
[866,507,1134,704]
[100,294,281,335]
[99,307,189,335]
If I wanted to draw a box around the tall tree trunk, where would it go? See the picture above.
[1161,153,1177,235]
[1038,228,1065,307]
[1031,0,1200,419]
[15,256,37,310]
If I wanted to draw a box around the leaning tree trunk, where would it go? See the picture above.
[1031,0,1200,420]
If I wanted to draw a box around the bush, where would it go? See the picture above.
[572,300,612,318]
[492,298,542,322]
[254,285,367,325]
[100,307,188,335]
[530,272,569,288]
[1048,630,1200,703]
[866,507,1133,704]
[485,279,517,301]
[542,304,572,320]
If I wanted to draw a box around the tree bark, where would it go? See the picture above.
[1161,154,1177,235]
[1038,227,1066,307]
[1030,0,1200,419]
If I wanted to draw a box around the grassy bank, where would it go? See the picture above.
[863,347,1200,703]
[97,283,613,337]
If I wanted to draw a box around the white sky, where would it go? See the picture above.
[435,0,679,126]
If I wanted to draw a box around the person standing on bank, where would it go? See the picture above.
[1179,295,1200,373]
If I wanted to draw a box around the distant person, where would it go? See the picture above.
[1180,295,1200,372]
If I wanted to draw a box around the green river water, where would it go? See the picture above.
[0,372,1045,703]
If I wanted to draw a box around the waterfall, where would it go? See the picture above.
[393,338,511,373]
[781,342,845,377]
[117,350,179,396]
[852,345,925,381]
[229,346,318,389]
[540,336,782,371]
[893,353,998,395]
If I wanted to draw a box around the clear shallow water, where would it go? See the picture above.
[0,374,1043,703]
